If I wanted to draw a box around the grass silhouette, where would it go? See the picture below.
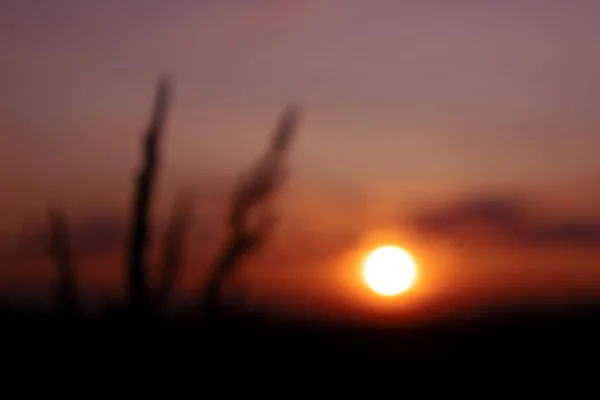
[41,77,300,323]
[198,105,301,321]
[47,208,78,318]
[126,76,171,318]
[154,189,195,314]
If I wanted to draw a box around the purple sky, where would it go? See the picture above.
[1,1,600,320]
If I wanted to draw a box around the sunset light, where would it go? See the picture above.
[363,246,417,296]
[2,0,599,377]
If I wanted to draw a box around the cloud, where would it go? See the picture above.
[71,214,128,256]
[5,213,128,261]
[3,193,228,265]
[411,195,526,235]
[524,220,600,246]
[408,194,600,247]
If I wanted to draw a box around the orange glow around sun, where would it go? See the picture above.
[363,246,417,296]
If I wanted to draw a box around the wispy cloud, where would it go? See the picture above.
[409,194,600,247]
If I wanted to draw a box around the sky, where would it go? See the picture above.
[1,0,600,323]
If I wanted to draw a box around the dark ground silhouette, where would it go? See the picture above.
[1,302,599,378]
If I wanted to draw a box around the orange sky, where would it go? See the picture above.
[3,179,600,323]
[1,1,600,323]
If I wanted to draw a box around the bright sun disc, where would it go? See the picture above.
[364,246,416,296]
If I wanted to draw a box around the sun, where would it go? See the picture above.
[363,246,417,296]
